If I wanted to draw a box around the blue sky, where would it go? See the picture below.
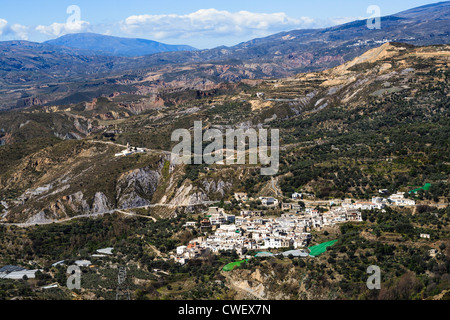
[0,0,441,48]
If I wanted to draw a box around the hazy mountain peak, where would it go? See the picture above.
[44,33,197,57]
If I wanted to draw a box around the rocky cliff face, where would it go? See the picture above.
[116,167,161,209]
[225,264,336,300]
[92,192,113,213]
[201,178,233,200]
[0,140,170,223]
[18,164,163,224]
[20,191,112,224]
[0,141,238,224]
[166,184,209,207]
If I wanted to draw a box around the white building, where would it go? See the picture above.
[259,197,279,207]
[177,246,188,255]
[346,210,363,222]
[0,269,41,279]
[210,213,235,225]
[292,192,303,200]
[96,247,114,255]
[306,208,320,217]
[51,260,65,267]
[263,237,292,249]
[74,260,92,267]
[184,222,197,228]
[175,257,189,265]
[389,192,416,206]
[115,143,145,157]
[341,199,385,210]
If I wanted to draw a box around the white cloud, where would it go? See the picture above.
[35,20,91,37]
[0,19,29,40]
[10,24,29,40]
[0,9,366,46]
[120,9,318,40]
[0,19,8,36]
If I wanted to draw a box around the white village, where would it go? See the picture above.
[172,191,416,265]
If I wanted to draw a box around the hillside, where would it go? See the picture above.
[0,42,448,224]
[0,42,448,301]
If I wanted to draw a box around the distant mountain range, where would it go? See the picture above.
[45,33,197,57]
[0,1,449,110]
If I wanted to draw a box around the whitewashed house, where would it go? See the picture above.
[389,193,416,206]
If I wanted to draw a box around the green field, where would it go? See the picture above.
[308,240,338,257]
[409,183,432,194]
[223,259,248,272]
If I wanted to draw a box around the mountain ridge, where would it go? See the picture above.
[44,33,197,57]
[0,1,449,110]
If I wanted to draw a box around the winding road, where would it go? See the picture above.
[0,201,217,228]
